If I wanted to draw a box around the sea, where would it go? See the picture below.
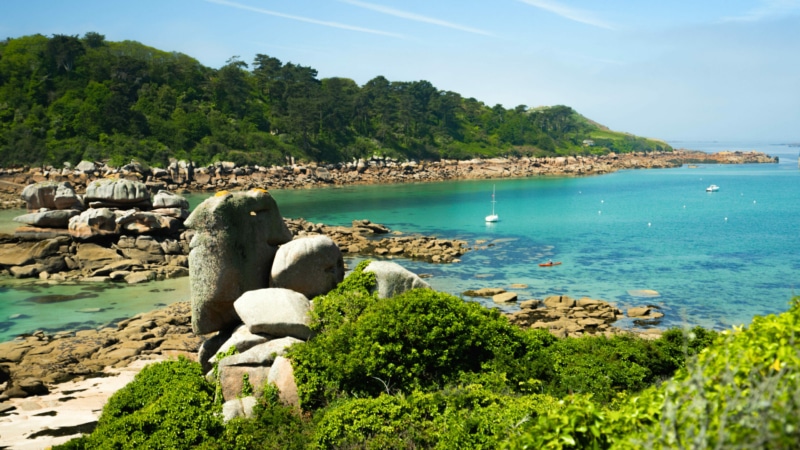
[1,141,798,342]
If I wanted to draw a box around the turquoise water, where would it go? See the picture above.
[1,141,798,340]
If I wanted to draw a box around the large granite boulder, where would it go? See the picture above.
[20,181,81,211]
[234,288,312,340]
[269,235,344,299]
[185,189,293,335]
[75,243,123,271]
[363,260,431,298]
[68,208,118,239]
[84,178,151,207]
[13,209,80,228]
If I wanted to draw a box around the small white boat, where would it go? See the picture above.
[706,184,720,192]
[485,185,499,222]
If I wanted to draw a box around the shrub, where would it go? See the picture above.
[291,288,550,409]
[56,357,223,449]
[313,374,560,450]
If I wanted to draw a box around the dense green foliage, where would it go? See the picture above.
[59,265,800,448]
[0,33,671,168]
[56,357,223,449]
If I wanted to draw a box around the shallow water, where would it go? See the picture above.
[1,141,798,341]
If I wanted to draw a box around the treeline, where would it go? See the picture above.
[0,33,670,168]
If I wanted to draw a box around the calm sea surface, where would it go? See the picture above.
[1,141,798,341]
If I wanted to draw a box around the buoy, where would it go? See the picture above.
[648,222,651,227]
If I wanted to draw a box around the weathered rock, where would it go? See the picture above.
[185,189,292,335]
[75,243,122,271]
[20,181,81,211]
[464,287,506,297]
[152,190,189,210]
[268,356,299,408]
[234,289,312,340]
[222,395,258,422]
[269,235,344,299]
[9,264,44,278]
[13,209,80,228]
[492,292,518,303]
[124,270,155,284]
[364,261,431,298]
[84,178,150,206]
[626,307,651,318]
[0,239,61,267]
[218,337,303,367]
[75,160,97,173]
[544,295,576,308]
[116,211,181,235]
[68,208,118,239]
[213,324,272,361]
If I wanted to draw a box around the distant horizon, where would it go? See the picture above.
[3,1,799,142]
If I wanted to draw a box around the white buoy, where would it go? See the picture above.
[601,200,604,203]
[598,210,602,215]
[753,200,757,204]
[724,217,728,221]
[648,222,651,227]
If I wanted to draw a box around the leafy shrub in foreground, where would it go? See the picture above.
[207,384,312,450]
[56,357,222,449]
[308,259,378,334]
[313,373,560,449]
[540,329,718,404]
[291,287,552,409]
[505,298,800,449]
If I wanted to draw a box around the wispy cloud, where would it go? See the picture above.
[206,0,405,39]
[341,0,493,36]
[517,0,614,30]
[721,0,800,22]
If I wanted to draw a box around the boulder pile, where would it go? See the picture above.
[505,294,627,338]
[1,179,191,283]
[285,218,469,263]
[187,190,431,419]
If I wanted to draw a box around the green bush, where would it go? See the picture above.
[207,384,312,450]
[505,298,800,449]
[313,374,560,450]
[291,287,550,409]
[56,357,223,449]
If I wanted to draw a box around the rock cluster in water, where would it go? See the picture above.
[0,179,192,283]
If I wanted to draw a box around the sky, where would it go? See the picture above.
[2,0,799,142]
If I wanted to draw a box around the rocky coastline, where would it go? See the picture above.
[0,149,778,209]
[0,187,670,447]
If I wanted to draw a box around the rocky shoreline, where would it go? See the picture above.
[0,149,778,209]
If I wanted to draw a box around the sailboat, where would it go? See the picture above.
[485,185,499,222]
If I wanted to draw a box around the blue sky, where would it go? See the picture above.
[2,0,799,142]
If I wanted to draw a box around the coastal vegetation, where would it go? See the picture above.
[56,262,800,449]
[0,33,670,169]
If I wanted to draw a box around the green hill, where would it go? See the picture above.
[0,33,671,168]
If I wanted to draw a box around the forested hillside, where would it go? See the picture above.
[0,33,671,168]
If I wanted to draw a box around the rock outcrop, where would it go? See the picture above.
[184,189,292,335]
[269,235,344,298]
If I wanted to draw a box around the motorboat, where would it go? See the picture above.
[706,184,719,192]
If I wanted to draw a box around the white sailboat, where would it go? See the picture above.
[485,185,499,222]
